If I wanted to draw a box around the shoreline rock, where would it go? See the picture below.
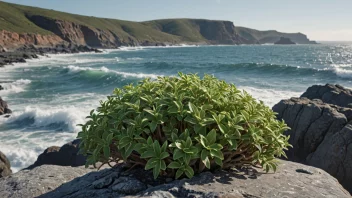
[0,151,12,178]
[0,160,349,198]
[0,97,12,116]
[273,84,352,194]
[26,139,86,170]
[0,44,102,68]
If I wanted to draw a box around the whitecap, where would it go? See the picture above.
[3,106,88,132]
[238,86,302,107]
[0,79,32,95]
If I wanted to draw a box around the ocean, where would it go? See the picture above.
[0,43,351,172]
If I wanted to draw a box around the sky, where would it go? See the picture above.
[3,0,352,41]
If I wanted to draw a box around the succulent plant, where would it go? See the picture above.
[78,73,291,179]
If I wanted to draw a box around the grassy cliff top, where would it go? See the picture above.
[0,1,182,42]
[0,1,314,44]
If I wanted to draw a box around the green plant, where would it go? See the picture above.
[78,73,291,179]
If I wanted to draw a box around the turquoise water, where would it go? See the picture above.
[0,44,351,171]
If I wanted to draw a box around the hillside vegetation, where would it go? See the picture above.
[0,1,317,48]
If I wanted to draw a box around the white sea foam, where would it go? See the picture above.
[239,86,302,107]
[73,58,116,64]
[4,106,87,132]
[65,65,161,79]
[0,79,32,95]
[0,131,76,172]
[126,57,143,61]
[332,67,352,79]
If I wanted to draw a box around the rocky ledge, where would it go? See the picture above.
[273,84,352,193]
[0,151,12,178]
[0,160,349,198]
[274,37,296,45]
[0,97,11,116]
[0,44,101,67]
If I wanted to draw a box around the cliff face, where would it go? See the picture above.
[192,20,246,44]
[235,27,317,44]
[0,30,64,49]
[27,15,125,48]
[0,1,317,49]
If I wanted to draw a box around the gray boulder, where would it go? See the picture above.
[0,151,12,178]
[0,97,12,115]
[26,139,86,169]
[0,160,349,198]
[301,84,352,108]
[273,84,352,194]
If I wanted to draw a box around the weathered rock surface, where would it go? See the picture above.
[301,84,352,108]
[0,151,12,178]
[0,30,64,50]
[274,37,296,44]
[0,160,349,198]
[27,139,86,169]
[0,165,94,198]
[272,84,352,194]
[0,97,12,115]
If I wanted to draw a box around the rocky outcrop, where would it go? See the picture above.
[27,139,86,169]
[0,151,12,178]
[0,44,101,67]
[0,97,12,115]
[0,30,64,49]
[234,26,317,44]
[272,84,352,193]
[193,20,246,44]
[0,160,349,198]
[274,37,296,44]
[301,84,352,108]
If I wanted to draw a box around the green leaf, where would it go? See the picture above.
[160,160,167,170]
[153,161,161,179]
[202,156,211,169]
[160,152,170,159]
[214,157,223,167]
[147,137,153,146]
[184,166,194,178]
[103,146,110,158]
[209,144,223,150]
[206,129,217,144]
[119,136,132,148]
[175,169,184,179]
[173,149,184,160]
[149,122,157,132]
[145,158,157,170]
[199,135,208,148]
[201,149,209,161]
[141,150,155,159]
[168,161,181,169]
[153,141,161,156]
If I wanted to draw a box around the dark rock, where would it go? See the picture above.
[301,84,352,108]
[0,160,349,198]
[273,87,352,193]
[111,177,147,194]
[0,85,4,90]
[27,139,86,169]
[0,151,12,178]
[0,44,100,67]
[0,97,12,116]
[274,37,296,44]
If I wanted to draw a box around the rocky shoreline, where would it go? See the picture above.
[1,84,352,197]
[0,44,102,67]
